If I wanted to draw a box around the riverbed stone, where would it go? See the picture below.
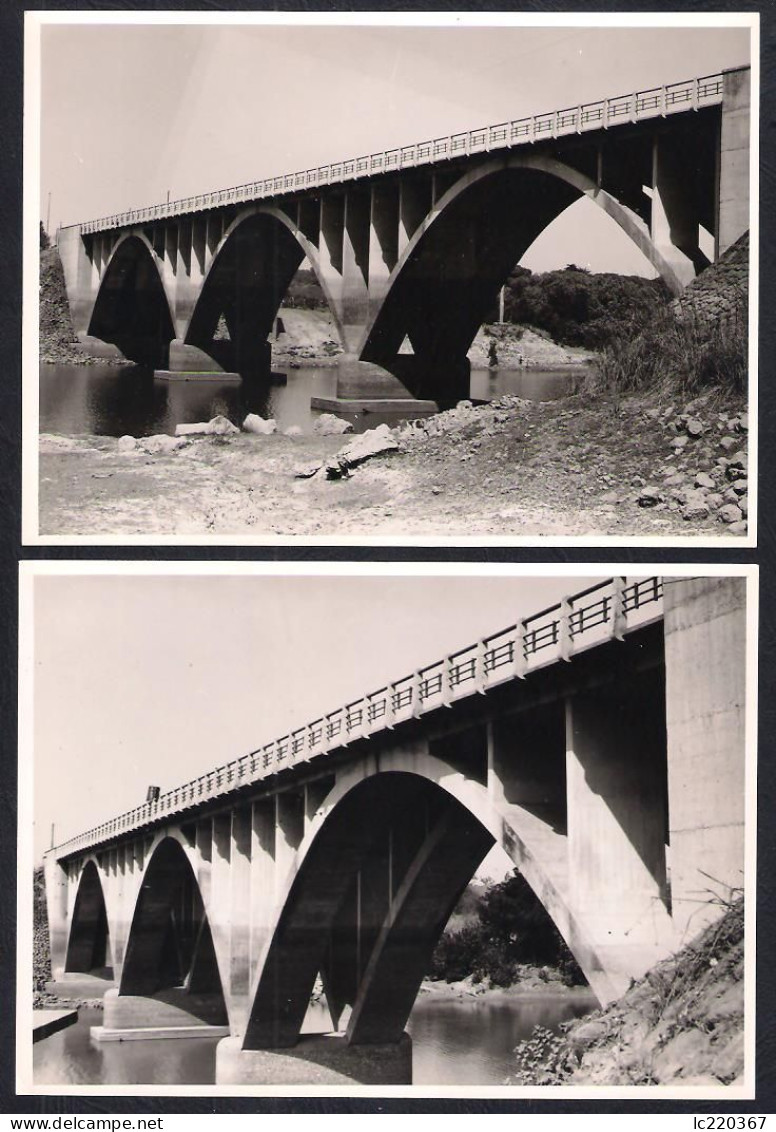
[686,418,704,437]
[670,435,688,450]
[284,426,303,437]
[335,425,399,470]
[730,478,748,495]
[719,435,738,452]
[139,434,186,455]
[718,503,743,524]
[694,472,715,489]
[117,435,137,453]
[176,415,239,438]
[314,413,354,436]
[728,521,747,535]
[637,486,663,507]
[243,414,277,436]
[682,493,710,520]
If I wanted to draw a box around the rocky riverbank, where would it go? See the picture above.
[39,386,748,538]
[509,898,746,1087]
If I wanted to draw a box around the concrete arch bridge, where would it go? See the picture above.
[56,68,750,405]
[44,575,747,1085]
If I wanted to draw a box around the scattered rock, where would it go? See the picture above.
[335,425,399,470]
[117,435,138,454]
[719,435,738,452]
[313,413,354,436]
[637,486,663,507]
[670,436,688,450]
[175,415,239,437]
[293,461,321,479]
[243,414,277,436]
[718,503,743,524]
[728,521,748,535]
[139,434,187,455]
[682,493,711,521]
[686,418,704,437]
[694,472,715,489]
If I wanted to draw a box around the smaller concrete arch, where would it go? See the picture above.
[184,206,344,372]
[88,233,176,368]
[65,858,112,976]
[119,835,227,1028]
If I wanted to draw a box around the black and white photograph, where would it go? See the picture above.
[19,564,755,1097]
[25,13,756,544]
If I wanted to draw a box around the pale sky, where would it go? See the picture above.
[37,19,751,276]
[31,569,600,863]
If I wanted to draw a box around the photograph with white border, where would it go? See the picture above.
[24,11,758,547]
[18,561,757,1097]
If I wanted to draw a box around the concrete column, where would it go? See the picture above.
[56,226,98,337]
[398,177,430,259]
[663,576,747,940]
[43,853,70,979]
[249,801,276,972]
[565,690,668,943]
[209,815,232,996]
[228,809,252,1022]
[275,792,304,896]
[341,190,370,345]
[651,136,700,287]
[368,183,398,318]
[718,67,751,255]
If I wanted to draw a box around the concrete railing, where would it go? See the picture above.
[71,74,724,236]
[52,577,664,859]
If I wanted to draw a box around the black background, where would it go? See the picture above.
[0,0,772,1115]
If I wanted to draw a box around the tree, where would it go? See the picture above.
[39,222,50,250]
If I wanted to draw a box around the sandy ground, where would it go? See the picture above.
[38,391,747,540]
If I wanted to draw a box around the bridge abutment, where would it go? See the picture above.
[663,576,747,940]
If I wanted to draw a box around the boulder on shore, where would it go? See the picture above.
[243,414,277,436]
[313,413,354,436]
[175,415,239,438]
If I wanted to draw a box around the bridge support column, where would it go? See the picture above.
[565,683,672,970]
[227,809,253,1022]
[718,67,751,256]
[43,853,71,979]
[215,1032,412,1086]
[651,138,702,287]
[663,576,746,941]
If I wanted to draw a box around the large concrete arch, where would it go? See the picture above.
[359,152,686,401]
[243,744,629,1050]
[64,858,112,975]
[88,233,176,368]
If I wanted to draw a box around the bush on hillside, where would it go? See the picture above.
[501,265,670,349]
[429,870,585,987]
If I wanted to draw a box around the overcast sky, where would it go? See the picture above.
[36,18,751,275]
[30,568,606,863]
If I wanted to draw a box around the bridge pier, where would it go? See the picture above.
[215,1032,412,1086]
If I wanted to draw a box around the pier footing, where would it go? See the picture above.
[215,1032,412,1086]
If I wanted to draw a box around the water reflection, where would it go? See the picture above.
[39,361,585,440]
[33,992,595,1087]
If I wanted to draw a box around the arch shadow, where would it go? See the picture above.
[186,212,307,374]
[89,235,175,368]
[65,860,112,976]
[119,837,227,1025]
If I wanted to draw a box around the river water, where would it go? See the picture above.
[39,361,586,439]
[33,991,595,1087]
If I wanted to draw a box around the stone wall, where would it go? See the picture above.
[671,232,748,328]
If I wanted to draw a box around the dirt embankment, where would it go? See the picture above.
[39,386,748,538]
[39,247,120,366]
[564,899,745,1087]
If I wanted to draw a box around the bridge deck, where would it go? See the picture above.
[73,74,724,236]
[54,576,664,860]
